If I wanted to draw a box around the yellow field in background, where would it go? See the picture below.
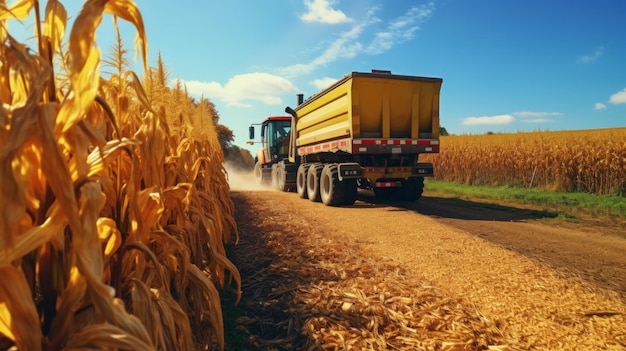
[422,128,626,195]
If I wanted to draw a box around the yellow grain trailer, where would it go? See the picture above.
[249,70,442,206]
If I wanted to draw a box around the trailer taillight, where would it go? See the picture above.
[375,181,402,188]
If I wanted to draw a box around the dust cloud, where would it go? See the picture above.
[224,162,274,191]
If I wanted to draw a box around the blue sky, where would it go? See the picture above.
[9,0,626,150]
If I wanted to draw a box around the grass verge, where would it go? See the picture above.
[424,180,626,220]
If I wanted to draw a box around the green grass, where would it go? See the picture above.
[424,180,626,219]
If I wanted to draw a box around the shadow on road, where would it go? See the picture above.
[224,193,312,350]
[354,190,559,222]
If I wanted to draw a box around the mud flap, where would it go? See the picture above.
[337,163,364,181]
[412,162,434,177]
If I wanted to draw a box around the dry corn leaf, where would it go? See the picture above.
[43,0,67,55]
[189,264,225,350]
[0,266,43,351]
[103,0,147,66]
[97,217,122,262]
[1,0,32,21]
[63,322,155,350]
[47,266,88,348]
[0,202,67,266]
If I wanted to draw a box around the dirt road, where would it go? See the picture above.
[225,182,626,350]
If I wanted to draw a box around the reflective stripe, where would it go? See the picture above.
[354,138,438,145]
[375,181,401,188]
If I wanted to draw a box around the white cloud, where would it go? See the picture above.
[283,4,435,77]
[181,73,297,108]
[301,0,351,24]
[577,46,604,64]
[521,118,552,123]
[462,115,515,126]
[462,111,559,126]
[365,3,434,54]
[280,24,364,77]
[512,111,562,118]
[594,102,607,110]
[609,88,626,104]
[311,77,338,90]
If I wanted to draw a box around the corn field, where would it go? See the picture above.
[423,128,626,196]
[1,1,240,350]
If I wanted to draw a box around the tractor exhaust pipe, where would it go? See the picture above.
[285,93,304,116]
[285,95,303,163]
[285,106,296,118]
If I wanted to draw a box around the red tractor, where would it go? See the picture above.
[248,115,296,191]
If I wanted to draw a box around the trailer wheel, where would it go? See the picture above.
[400,177,424,201]
[275,163,287,192]
[343,180,358,205]
[296,164,310,199]
[306,163,323,202]
[320,164,345,206]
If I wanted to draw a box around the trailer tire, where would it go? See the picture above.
[400,177,424,201]
[306,163,323,202]
[343,179,358,205]
[320,164,345,206]
[296,164,310,199]
[274,163,289,192]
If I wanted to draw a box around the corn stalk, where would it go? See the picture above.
[0,1,240,350]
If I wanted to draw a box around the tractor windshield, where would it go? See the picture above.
[267,120,291,159]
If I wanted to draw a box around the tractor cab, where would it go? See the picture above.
[249,116,292,163]
[248,116,293,184]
